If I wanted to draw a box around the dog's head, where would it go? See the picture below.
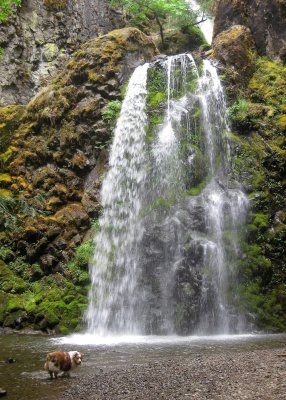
[69,351,83,367]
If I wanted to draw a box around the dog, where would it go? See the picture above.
[44,351,83,379]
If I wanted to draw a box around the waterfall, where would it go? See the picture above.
[86,54,248,336]
[86,64,149,334]
[187,0,214,44]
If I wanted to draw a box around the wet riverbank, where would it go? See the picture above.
[62,347,286,400]
[1,333,286,399]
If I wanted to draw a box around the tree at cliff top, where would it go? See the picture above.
[197,0,212,16]
[0,0,21,21]
[110,0,206,46]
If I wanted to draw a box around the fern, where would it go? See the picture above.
[0,193,47,231]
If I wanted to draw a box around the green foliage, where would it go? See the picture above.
[228,98,249,119]
[0,270,89,331]
[9,257,43,282]
[146,66,167,143]
[0,47,4,61]
[75,240,94,266]
[0,261,29,294]
[0,246,14,262]
[0,192,47,231]
[147,68,167,102]
[102,100,122,128]
[239,281,286,331]
[196,0,213,16]
[65,239,94,285]
[148,92,166,109]
[109,0,197,44]
[0,0,21,21]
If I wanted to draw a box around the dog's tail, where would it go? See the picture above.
[44,361,48,370]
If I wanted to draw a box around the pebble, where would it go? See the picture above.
[62,348,286,400]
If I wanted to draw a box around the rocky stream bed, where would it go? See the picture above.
[62,347,286,400]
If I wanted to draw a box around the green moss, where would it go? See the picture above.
[276,114,286,132]
[0,146,16,165]
[140,194,178,218]
[249,58,286,109]
[0,261,29,294]
[239,282,286,331]
[187,176,209,196]
[0,173,12,183]
[252,212,269,230]
[75,239,94,266]
[229,71,286,329]
[0,105,25,153]
[9,258,43,282]
[0,291,9,323]
[147,68,167,104]
[43,0,67,10]
[148,92,166,109]
[102,100,122,128]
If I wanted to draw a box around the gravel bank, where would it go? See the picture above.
[62,347,286,399]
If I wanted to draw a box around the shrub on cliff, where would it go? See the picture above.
[109,0,206,47]
[0,0,21,21]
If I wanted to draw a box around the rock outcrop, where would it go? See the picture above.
[212,2,286,331]
[0,27,158,332]
[213,0,286,63]
[0,0,122,105]
[212,25,257,96]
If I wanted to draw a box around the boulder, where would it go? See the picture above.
[213,0,286,62]
[212,25,257,97]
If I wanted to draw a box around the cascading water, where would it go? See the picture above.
[187,0,214,44]
[86,54,249,336]
[86,64,149,334]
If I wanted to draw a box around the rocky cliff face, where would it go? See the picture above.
[212,1,286,331]
[0,0,122,105]
[0,27,158,332]
[213,0,286,62]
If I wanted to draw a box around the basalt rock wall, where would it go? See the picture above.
[0,0,122,105]
[213,0,286,62]
[0,27,158,332]
[213,1,286,331]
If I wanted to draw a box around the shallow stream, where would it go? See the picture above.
[1,333,286,400]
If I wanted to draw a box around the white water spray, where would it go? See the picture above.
[187,0,214,44]
[86,63,149,334]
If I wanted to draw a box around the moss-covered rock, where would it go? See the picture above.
[227,57,286,331]
[0,105,25,154]
[0,27,158,333]
[213,0,286,62]
[161,25,207,55]
[213,25,257,97]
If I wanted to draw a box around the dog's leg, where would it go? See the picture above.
[54,372,58,379]
[49,371,54,379]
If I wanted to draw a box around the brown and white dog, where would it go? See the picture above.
[44,351,83,379]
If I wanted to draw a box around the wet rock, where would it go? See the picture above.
[0,388,6,397]
[5,358,16,364]
[213,0,286,62]
[0,0,123,105]
[2,26,158,275]
[42,43,59,62]
[212,25,257,89]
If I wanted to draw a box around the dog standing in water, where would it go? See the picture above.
[44,351,83,379]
